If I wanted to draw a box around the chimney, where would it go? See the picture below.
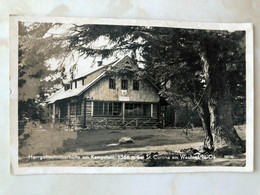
[97,61,103,67]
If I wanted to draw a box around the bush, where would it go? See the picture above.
[19,99,49,123]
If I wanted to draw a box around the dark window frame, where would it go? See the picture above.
[74,81,77,88]
[121,79,128,90]
[93,101,122,116]
[125,103,151,117]
[109,78,116,89]
[64,84,70,91]
[76,102,81,115]
[82,78,85,86]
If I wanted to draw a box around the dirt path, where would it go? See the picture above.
[65,142,203,156]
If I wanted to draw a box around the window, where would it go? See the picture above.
[74,81,77,88]
[93,102,122,116]
[64,84,70,91]
[108,102,113,115]
[142,104,150,116]
[82,79,85,86]
[70,103,76,116]
[125,103,151,117]
[94,102,103,116]
[109,79,116,89]
[76,102,81,115]
[104,102,108,115]
[113,102,122,115]
[70,82,73,89]
[70,102,81,116]
[125,103,134,116]
[121,79,128,90]
[133,80,139,90]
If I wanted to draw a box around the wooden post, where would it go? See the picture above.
[68,103,70,117]
[158,101,162,128]
[151,103,153,118]
[91,101,94,117]
[58,104,61,123]
[68,103,71,126]
[52,103,56,123]
[162,108,165,128]
[49,105,52,123]
[122,102,125,124]
[91,118,93,129]
[83,98,86,127]
[74,115,76,132]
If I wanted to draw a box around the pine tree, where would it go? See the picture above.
[67,24,246,151]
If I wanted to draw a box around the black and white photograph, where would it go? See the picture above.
[10,16,253,174]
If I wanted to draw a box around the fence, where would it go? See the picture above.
[85,117,160,130]
[19,116,161,132]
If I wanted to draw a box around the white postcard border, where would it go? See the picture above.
[10,15,254,174]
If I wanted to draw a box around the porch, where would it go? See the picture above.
[49,99,161,130]
[49,116,160,131]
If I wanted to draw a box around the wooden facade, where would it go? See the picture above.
[47,56,161,130]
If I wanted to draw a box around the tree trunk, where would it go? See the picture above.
[197,101,214,151]
[174,109,180,127]
[199,50,245,151]
[208,84,245,150]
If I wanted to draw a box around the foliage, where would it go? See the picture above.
[18,22,69,120]
[19,99,48,123]
[67,24,246,149]
[67,25,245,109]
[18,21,246,149]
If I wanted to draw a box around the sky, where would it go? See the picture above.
[20,21,145,100]
[43,24,114,77]
[43,23,129,82]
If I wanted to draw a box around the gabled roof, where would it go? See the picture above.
[74,66,104,81]
[46,56,158,104]
[46,72,106,104]
[74,58,120,80]
[46,56,130,104]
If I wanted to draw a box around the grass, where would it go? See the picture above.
[19,127,206,156]
[18,123,246,167]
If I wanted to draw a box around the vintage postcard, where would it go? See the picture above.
[10,16,254,174]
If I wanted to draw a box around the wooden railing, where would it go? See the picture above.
[46,116,161,130]
[86,117,160,130]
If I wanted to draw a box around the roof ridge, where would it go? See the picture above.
[74,58,121,80]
